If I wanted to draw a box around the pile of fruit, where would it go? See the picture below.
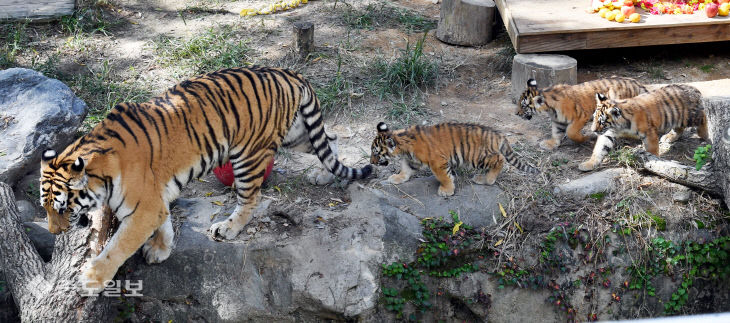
[638,0,729,16]
[590,0,729,22]
[590,0,642,22]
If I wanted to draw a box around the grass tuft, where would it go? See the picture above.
[369,32,437,98]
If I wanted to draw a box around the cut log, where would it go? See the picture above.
[632,149,722,196]
[0,182,114,322]
[0,0,74,20]
[510,54,577,103]
[436,0,495,46]
[293,21,314,59]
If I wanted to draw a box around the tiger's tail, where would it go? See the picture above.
[298,81,373,179]
[498,138,540,174]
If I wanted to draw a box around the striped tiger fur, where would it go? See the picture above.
[370,122,539,197]
[516,77,647,150]
[579,84,708,171]
[39,66,372,295]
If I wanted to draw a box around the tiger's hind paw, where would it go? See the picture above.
[142,241,172,264]
[307,167,336,185]
[539,139,559,150]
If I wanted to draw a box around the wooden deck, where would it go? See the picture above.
[494,0,730,53]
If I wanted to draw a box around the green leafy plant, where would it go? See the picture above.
[693,144,711,170]
[370,32,437,98]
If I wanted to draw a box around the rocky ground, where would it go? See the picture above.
[1,0,730,322]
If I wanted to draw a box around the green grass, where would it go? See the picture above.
[341,4,435,32]
[153,24,252,75]
[699,64,714,73]
[369,32,438,98]
[69,61,153,130]
[0,21,29,68]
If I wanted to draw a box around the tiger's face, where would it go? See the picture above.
[591,92,624,133]
[40,150,97,234]
[370,122,396,166]
[515,79,540,120]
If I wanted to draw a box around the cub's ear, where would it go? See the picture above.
[385,137,396,149]
[377,122,389,133]
[527,79,537,89]
[610,107,621,117]
[595,92,607,104]
[41,149,56,167]
[71,157,86,172]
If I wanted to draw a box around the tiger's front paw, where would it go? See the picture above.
[539,139,559,150]
[437,185,455,197]
[209,220,244,240]
[142,240,172,264]
[578,160,598,172]
[79,262,106,297]
[387,173,410,184]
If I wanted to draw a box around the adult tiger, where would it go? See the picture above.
[39,66,372,295]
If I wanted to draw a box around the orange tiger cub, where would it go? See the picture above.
[515,77,647,150]
[579,84,708,171]
[370,122,539,197]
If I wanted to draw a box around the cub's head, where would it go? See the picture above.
[516,79,541,120]
[40,149,96,234]
[370,122,397,166]
[591,90,624,133]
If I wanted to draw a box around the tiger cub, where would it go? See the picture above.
[516,77,647,150]
[579,84,708,171]
[370,122,539,197]
[39,67,372,295]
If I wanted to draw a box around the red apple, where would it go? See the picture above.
[621,5,636,16]
[707,2,719,17]
[623,0,634,6]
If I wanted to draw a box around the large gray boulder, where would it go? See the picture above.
[122,178,511,322]
[0,68,87,187]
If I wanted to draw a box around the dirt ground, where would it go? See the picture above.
[3,0,730,321]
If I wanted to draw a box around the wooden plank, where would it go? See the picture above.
[0,0,75,20]
[494,0,730,53]
[494,0,520,52]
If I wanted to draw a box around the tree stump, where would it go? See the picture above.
[510,54,577,103]
[436,0,495,46]
[293,21,314,59]
[0,182,115,322]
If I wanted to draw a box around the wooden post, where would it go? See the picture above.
[293,21,314,59]
[0,182,114,322]
[510,54,577,103]
[436,0,495,46]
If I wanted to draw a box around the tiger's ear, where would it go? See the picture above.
[595,92,608,104]
[527,79,537,89]
[71,157,86,173]
[41,149,56,167]
[377,122,388,133]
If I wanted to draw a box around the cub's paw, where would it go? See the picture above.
[209,220,244,240]
[437,186,455,197]
[471,174,496,186]
[539,139,559,150]
[578,160,597,172]
[142,240,172,264]
[79,263,106,297]
[307,167,336,185]
[387,174,409,185]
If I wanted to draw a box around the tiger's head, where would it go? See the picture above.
[40,149,98,234]
[370,122,397,166]
[516,79,541,120]
[591,89,625,133]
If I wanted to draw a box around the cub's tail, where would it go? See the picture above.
[499,139,540,174]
